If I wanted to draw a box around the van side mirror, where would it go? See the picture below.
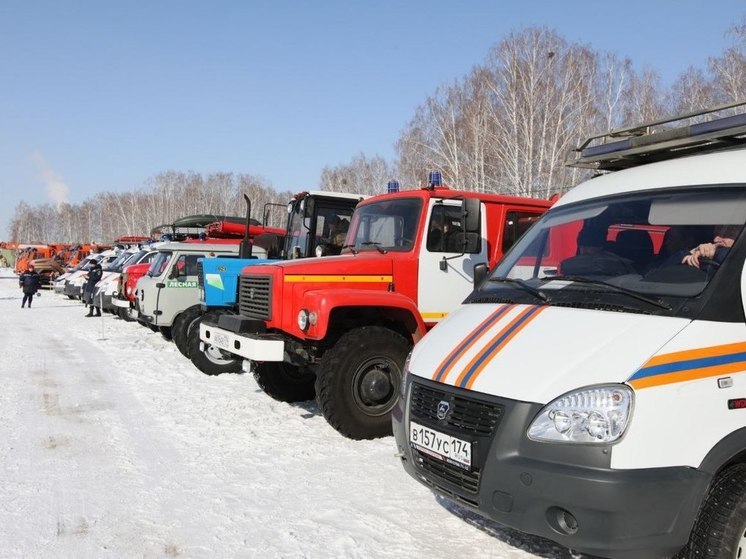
[473,262,489,286]
[463,198,481,234]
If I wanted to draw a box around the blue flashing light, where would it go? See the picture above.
[387,180,400,193]
[428,171,442,187]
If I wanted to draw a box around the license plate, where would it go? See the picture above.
[409,421,472,470]
[212,332,230,350]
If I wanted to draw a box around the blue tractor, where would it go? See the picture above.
[188,191,363,375]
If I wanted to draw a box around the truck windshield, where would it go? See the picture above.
[486,186,746,308]
[346,198,422,253]
[147,251,172,277]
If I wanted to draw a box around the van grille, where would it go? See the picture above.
[409,381,503,495]
[410,382,503,435]
[238,275,272,320]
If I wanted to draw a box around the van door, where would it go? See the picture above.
[154,252,202,326]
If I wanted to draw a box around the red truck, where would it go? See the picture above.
[200,176,552,439]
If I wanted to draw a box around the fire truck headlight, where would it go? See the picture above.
[297,309,318,331]
[527,384,633,444]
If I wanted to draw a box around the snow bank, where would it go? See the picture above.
[0,269,569,558]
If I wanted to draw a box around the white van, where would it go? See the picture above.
[136,240,264,353]
[393,102,746,559]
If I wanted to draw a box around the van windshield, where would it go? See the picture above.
[148,251,172,277]
[485,186,746,312]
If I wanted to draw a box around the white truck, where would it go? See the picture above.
[393,102,746,558]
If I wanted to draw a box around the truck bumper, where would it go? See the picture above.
[392,376,710,559]
[200,322,284,361]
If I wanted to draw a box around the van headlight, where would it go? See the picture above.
[400,350,413,397]
[527,384,633,444]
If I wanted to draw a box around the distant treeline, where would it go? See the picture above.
[9,24,745,244]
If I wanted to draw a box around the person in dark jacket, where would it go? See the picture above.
[19,264,41,308]
[83,260,104,317]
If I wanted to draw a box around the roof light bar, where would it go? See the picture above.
[568,100,746,171]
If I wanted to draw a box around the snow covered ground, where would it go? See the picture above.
[0,268,578,559]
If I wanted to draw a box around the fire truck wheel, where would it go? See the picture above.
[188,315,242,376]
[254,362,315,402]
[315,326,410,440]
[679,463,746,558]
[173,308,202,358]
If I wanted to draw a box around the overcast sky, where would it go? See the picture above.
[1,0,744,238]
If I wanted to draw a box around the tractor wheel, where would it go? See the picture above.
[188,314,242,376]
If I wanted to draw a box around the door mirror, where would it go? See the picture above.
[463,198,481,234]
[464,232,480,253]
[473,262,489,286]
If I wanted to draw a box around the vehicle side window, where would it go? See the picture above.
[503,211,542,254]
[172,254,202,279]
[427,204,479,254]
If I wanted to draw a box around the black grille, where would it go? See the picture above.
[409,381,504,495]
[415,451,481,494]
[238,275,272,319]
[410,382,503,435]
[197,261,204,289]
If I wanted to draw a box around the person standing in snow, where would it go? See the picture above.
[83,260,103,317]
[19,264,41,308]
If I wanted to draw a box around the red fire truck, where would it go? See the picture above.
[200,174,553,439]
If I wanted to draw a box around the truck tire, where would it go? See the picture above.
[315,326,410,440]
[254,362,315,402]
[188,314,242,376]
[679,463,746,558]
[172,307,201,358]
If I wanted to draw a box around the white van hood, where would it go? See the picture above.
[410,304,689,404]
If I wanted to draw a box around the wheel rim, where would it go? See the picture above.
[204,344,234,365]
[351,357,402,417]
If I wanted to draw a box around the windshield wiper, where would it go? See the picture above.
[543,275,672,310]
[488,277,548,302]
[340,244,359,254]
[360,242,388,254]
